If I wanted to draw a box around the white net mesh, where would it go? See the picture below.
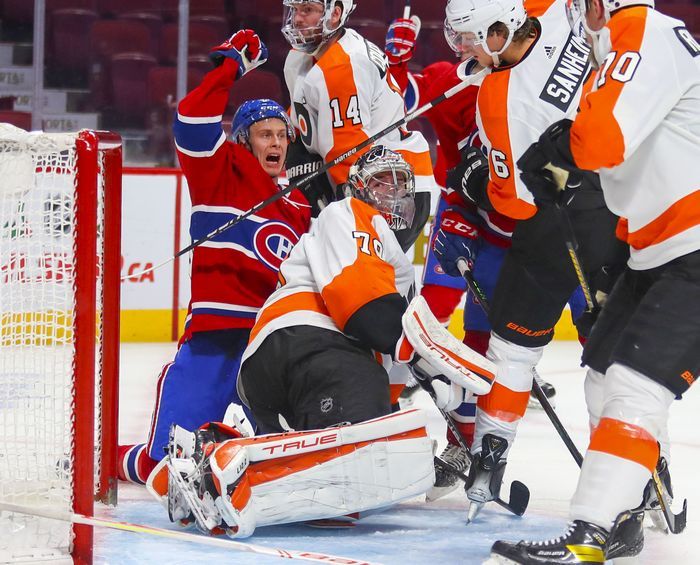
[0,125,99,561]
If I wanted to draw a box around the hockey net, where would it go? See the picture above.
[0,125,122,563]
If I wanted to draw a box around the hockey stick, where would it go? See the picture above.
[403,0,412,18]
[456,259,585,468]
[412,371,529,517]
[125,66,491,281]
[0,502,378,564]
[540,165,688,534]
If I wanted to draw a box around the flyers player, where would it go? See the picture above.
[281,0,432,250]
[491,0,700,560]
[117,30,311,485]
[438,0,628,522]
[142,148,496,539]
[238,146,494,434]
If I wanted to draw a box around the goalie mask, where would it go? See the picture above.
[347,146,416,231]
[282,0,356,54]
[444,0,527,65]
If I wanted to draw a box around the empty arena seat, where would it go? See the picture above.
[110,52,159,126]
[229,69,284,112]
[0,110,32,130]
[147,65,207,109]
[49,8,99,77]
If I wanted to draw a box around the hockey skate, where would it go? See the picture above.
[528,369,556,410]
[464,434,529,522]
[426,443,470,502]
[489,506,644,564]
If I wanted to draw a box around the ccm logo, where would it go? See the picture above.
[261,432,338,455]
[441,218,478,237]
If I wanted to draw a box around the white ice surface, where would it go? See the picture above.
[102,341,699,564]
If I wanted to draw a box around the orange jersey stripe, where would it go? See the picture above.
[317,42,370,185]
[249,291,328,345]
[479,71,538,220]
[616,190,700,250]
[588,417,659,472]
[321,199,399,330]
[570,8,648,171]
[396,148,434,177]
[477,381,530,423]
[524,0,557,18]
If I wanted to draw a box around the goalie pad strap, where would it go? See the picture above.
[402,296,495,394]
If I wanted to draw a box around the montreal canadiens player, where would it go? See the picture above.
[117,30,311,484]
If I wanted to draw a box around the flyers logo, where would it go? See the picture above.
[253,221,300,271]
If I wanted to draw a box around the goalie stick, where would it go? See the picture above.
[457,258,687,533]
[0,502,378,565]
[412,371,530,518]
[124,65,491,281]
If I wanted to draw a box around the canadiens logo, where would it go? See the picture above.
[252,221,300,271]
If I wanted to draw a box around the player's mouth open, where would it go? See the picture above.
[266,154,281,164]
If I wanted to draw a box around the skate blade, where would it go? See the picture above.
[483,555,520,565]
[466,500,484,523]
[426,481,460,502]
[645,508,669,534]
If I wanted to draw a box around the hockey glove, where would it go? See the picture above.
[446,146,491,210]
[385,16,421,65]
[209,29,268,79]
[433,207,481,277]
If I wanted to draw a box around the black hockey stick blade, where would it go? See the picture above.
[435,457,529,518]
[494,480,529,517]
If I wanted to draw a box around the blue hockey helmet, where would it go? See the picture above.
[230,99,295,144]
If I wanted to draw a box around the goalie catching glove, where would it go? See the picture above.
[395,295,495,398]
[147,411,434,538]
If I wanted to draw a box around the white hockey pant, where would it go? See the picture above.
[571,363,674,529]
[472,332,543,459]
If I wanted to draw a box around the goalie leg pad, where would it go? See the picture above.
[402,295,496,394]
[216,409,434,538]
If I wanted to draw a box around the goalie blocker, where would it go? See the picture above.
[146,409,434,538]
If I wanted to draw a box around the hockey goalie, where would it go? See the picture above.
[145,289,496,537]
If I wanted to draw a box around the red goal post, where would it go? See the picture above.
[0,126,122,564]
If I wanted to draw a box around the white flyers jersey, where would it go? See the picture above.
[475,0,591,220]
[242,197,415,363]
[284,29,435,192]
[570,7,700,270]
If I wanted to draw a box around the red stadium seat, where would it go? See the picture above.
[98,0,162,18]
[147,65,207,108]
[47,0,97,12]
[190,14,229,39]
[118,12,164,55]
[89,19,154,61]
[229,69,284,113]
[0,110,32,130]
[110,53,159,126]
[49,9,99,77]
[391,0,446,26]
[189,0,226,18]
[160,21,224,65]
[351,1,387,24]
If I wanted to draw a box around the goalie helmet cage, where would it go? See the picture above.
[0,126,122,564]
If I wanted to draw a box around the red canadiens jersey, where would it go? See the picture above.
[174,59,311,338]
[390,59,515,243]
